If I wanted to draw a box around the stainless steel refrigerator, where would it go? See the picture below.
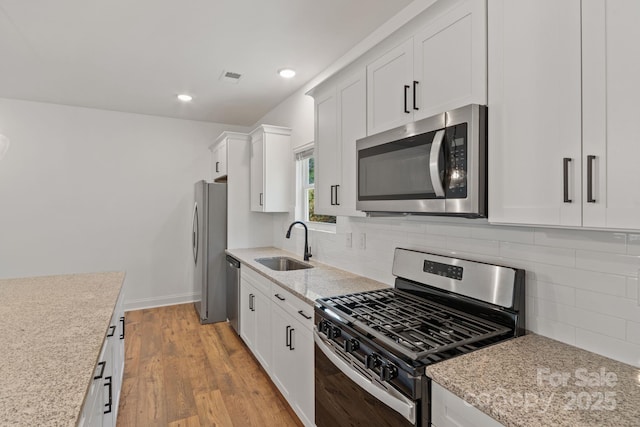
[192,180,227,324]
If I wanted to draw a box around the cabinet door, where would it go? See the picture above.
[488,0,582,227]
[337,70,367,217]
[239,278,256,349]
[431,383,504,427]
[270,304,295,400]
[582,0,640,229]
[253,290,272,371]
[291,324,314,427]
[413,0,487,120]
[367,38,414,135]
[213,142,227,179]
[250,137,265,212]
[314,86,340,216]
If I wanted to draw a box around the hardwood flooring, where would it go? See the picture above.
[116,303,303,427]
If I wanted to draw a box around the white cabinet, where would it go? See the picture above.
[239,268,272,371]
[79,290,125,427]
[581,0,640,229]
[489,0,640,230]
[210,135,228,181]
[488,0,582,227]
[239,266,314,427]
[313,69,367,217]
[367,0,487,135]
[250,125,292,212]
[270,283,315,427]
[431,382,504,427]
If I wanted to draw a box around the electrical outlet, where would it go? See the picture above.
[359,233,366,250]
[345,232,352,248]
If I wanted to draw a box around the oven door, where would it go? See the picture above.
[314,332,417,427]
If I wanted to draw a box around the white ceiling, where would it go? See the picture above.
[0,0,413,126]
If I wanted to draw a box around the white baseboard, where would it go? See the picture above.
[123,292,199,312]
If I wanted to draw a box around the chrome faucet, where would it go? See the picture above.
[285,221,312,261]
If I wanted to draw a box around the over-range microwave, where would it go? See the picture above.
[356,104,487,217]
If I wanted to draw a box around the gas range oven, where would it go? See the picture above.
[314,248,525,426]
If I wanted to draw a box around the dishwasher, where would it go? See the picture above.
[225,255,241,334]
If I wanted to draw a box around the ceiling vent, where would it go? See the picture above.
[220,70,242,84]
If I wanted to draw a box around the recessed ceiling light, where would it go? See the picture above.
[278,68,296,79]
[177,94,193,102]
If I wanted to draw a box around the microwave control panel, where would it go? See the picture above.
[445,123,468,199]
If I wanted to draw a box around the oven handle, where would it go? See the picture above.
[429,129,446,198]
[314,331,416,424]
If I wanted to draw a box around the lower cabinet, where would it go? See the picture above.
[431,382,504,427]
[79,290,125,427]
[239,267,314,427]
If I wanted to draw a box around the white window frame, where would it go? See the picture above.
[294,142,336,232]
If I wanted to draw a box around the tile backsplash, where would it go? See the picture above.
[275,215,640,367]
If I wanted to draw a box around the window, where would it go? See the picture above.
[296,145,336,224]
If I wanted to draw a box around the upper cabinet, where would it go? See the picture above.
[210,132,232,181]
[250,125,292,212]
[313,69,367,217]
[489,0,640,230]
[366,0,487,135]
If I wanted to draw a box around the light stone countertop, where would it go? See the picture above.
[426,334,640,427]
[0,272,125,427]
[225,247,391,305]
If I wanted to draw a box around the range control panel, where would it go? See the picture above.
[423,260,463,281]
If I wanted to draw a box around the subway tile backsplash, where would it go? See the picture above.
[276,216,640,367]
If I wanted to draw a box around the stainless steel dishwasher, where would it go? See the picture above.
[225,255,241,334]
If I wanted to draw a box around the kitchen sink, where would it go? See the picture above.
[255,257,313,271]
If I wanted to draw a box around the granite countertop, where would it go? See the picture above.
[426,334,640,427]
[225,247,390,305]
[0,272,125,427]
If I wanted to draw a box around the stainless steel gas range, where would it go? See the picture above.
[314,248,525,427]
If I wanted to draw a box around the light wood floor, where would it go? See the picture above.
[116,303,303,427]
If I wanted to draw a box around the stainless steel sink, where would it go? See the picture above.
[255,257,313,271]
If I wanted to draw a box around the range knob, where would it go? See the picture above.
[317,320,330,335]
[379,363,398,382]
[365,354,381,370]
[327,326,342,340]
[343,338,360,353]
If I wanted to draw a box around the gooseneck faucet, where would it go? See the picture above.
[285,221,312,261]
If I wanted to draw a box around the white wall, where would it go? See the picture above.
[254,84,640,368]
[0,98,247,310]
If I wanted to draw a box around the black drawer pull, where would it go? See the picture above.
[275,294,286,301]
[107,325,116,337]
[289,327,295,351]
[119,316,125,340]
[298,310,312,320]
[94,361,106,380]
[104,376,113,414]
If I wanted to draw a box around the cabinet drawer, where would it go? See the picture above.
[431,382,504,427]
[270,283,314,331]
[241,267,271,296]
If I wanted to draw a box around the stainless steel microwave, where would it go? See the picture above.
[356,104,487,217]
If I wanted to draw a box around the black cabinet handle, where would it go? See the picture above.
[249,293,255,311]
[285,325,291,348]
[403,85,410,114]
[119,316,125,340]
[335,184,340,206]
[563,158,572,203]
[104,376,113,414]
[107,325,116,337]
[329,185,335,205]
[297,310,312,320]
[259,192,263,206]
[587,155,596,203]
[289,327,295,351]
[215,161,220,173]
[413,81,419,110]
[274,294,285,301]
[94,361,106,380]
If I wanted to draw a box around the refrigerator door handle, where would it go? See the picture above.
[192,202,199,264]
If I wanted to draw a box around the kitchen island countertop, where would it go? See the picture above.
[426,333,640,427]
[225,247,390,306]
[0,272,125,426]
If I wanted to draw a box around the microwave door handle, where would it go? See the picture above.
[429,129,446,198]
